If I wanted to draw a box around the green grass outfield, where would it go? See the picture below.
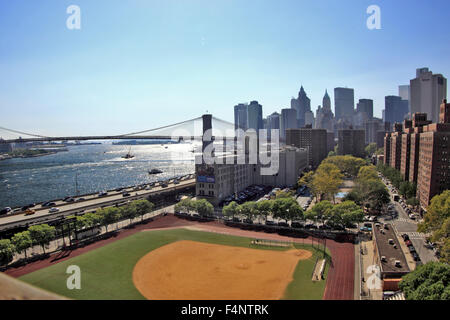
[19,228,329,300]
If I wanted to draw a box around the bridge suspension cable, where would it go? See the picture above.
[0,126,51,139]
[117,116,203,136]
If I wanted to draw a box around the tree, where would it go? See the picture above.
[83,212,102,227]
[275,190,295,199]
[120,202,138,225]
[325,201,363,228]
[222,201,239,219]
[298,171,316,199]
[272,198,298,223]
[11,231,33,260]
[312,162,343,203]
[134,199,154,222]
[239,201,257,221]
[287,201,304,222]
[256,200,273,223]
[418,190,450,236]
[322,155,366,177]
[307,200,333,225]
[357,165,378,181]
[28,224,56,254]
[0,239,15,267]
[399,262,450,300]
[365,143,378,157]
[100,207,121,232]
[175,198,194,214]
[193,199,214,217]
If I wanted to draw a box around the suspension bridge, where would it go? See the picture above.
[0,115,237,144]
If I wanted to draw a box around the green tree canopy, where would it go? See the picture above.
[238,201,257,220]
[255,200,273,222]
[28,224,56,254]
[365,143,378,157]
[399,262,450,300]
[0,239,15,266]
[312,162,343,202]
[306,200,333,224]
[222,201,239,218]
[99,207,121,232]
[11,231,32,259]
[193,199,214,217]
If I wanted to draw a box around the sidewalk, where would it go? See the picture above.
[360,239,383,300]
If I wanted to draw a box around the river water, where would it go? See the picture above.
[0,143,196,209]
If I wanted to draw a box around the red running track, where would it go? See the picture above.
[5,215,355,300]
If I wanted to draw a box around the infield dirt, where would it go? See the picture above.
[133,240,312,300]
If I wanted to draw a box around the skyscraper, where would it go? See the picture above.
[234,103,248,130]
[334,87,354,121]
[291,86,311,128]
[280,108,297,139]
[399,85,411,114]
[315,90,334,132]
[385,96,409,125]
[247,101,263,131]
[410,68,447,123]
[356,99,373,119]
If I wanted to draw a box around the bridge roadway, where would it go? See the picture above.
[0,177,196,231]
[0,135,241,144]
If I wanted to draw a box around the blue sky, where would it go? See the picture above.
[0,0,449,137]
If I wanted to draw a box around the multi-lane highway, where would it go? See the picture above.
[0,176,195,231]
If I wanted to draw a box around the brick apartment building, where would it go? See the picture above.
[389,123,403,171]
[408,114,432,183]
[286,126,328,169]
[337,129,365,158]
[383,100,450,207]
[416,100,450,207]
[400,120,413,180]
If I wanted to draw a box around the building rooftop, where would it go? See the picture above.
[373,223,410,276]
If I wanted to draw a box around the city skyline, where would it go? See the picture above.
[1,0,450,138]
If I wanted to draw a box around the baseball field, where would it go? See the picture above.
[18,228,329,300]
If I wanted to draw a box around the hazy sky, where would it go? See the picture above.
[1,0,449,137]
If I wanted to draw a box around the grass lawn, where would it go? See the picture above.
[19,228,329,300]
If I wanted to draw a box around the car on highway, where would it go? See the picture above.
[0,207,12,215]
[122,192,131,197]
[161,183,168,188]
[98,191,108,197]
[76,197,86,202]
[49,207,60,213]
[24,209,36,216]
[173,179,180,184]
[42,202,56,207]
[145,186,152,190]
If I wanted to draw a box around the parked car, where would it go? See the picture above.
[278,221,289,227]
[291,221,303,228]
[412,252,420,261]
[232,217,241,223]
[265,220,276,226]
[402,234,410,241]
[243,218,253,224]
[408,246,416,253]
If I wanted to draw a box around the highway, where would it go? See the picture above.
[0,176,195,231]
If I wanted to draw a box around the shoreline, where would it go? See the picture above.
[0,149,68,161]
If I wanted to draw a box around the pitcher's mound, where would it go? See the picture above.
[133,240,312,300]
